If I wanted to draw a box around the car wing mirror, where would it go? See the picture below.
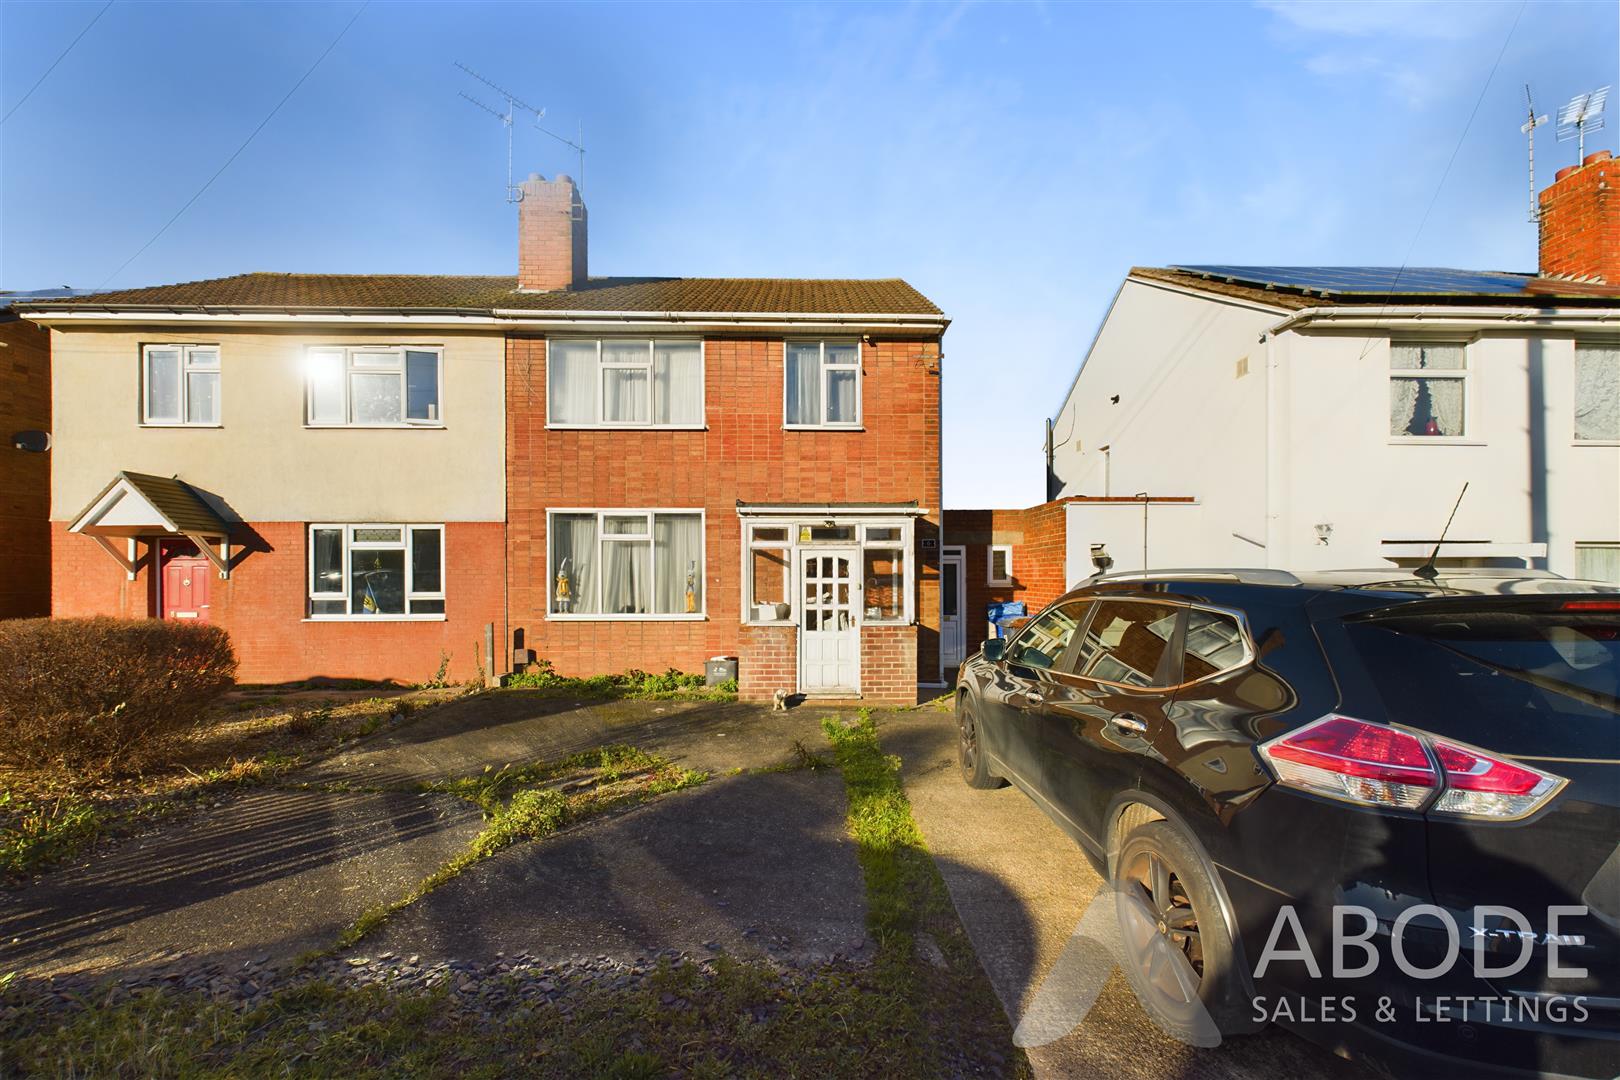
[981,638,1006,662]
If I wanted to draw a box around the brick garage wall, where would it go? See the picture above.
[0,314,50,618]
[52,521,504,685]
[947,500,1073,644]
[506,335,942,696]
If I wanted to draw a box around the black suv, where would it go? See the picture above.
[953,569,1620,1079]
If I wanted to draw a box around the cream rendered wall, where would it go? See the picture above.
[1272,330,1620,576]
[1049,279,1278,568]
[50,326,507,523]
[1050,285,1620,578]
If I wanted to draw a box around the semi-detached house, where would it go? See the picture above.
[18,173,947,704]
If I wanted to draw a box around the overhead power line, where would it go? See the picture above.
[1,0,116,126]
[96,1,370,290]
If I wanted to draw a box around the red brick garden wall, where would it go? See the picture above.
[506,334,942,704]
[0,315,51,619]
[51,521,504,685]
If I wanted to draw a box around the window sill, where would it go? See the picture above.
[783,424,864,432]
[303,615,447,623]
[304,423,446,430]
[987,579,1013,588]
[744,620,796,628]
[1573,439,1620,447]
[140,423,223,429]
[1386,437,1484,446]
[544,423,709,431]
[546,613,708,622]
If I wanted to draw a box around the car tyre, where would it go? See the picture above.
[957,693,1006,789]
[1113,819,1260,1041]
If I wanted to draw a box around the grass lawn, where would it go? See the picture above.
[0,685,441,880]
[3,711,1028,1078]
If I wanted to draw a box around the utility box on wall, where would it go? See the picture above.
[705,657,738,686]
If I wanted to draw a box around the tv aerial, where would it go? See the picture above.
[1556,85,1610,163]
[455,62,586,203]
[1521,85,1549,223]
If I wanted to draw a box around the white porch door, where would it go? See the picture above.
[941,550,965,668]
[798,549,860,693]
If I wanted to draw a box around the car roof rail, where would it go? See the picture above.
[1080,568,1306,587]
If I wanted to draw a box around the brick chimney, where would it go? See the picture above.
[1538,150,1618,284]
[517,172,587,292]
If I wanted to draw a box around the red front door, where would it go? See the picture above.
[161,540,212,622]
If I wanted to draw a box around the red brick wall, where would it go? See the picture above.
[859,623,919,704]
[506,334,942,703]
[947,500,1072,643]
[0,315,50,618]
[1540,151,1619,284]
[737,624,796,702]
[51,521,504,685]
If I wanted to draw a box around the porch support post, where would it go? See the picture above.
[89,535,140,580]
[185,533,231,579]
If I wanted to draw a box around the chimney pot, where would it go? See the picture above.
[1555,165,1580,182]
[1583,150,1613,167]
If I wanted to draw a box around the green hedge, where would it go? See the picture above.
[0,618,237,775]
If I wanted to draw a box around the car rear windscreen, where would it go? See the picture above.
[1350,605,1620,709]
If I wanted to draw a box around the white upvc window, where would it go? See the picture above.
[306,346,443,427]
[741,517,914,625]
[1574,342,1620,443]
[987,544,1013,586]
[1389,341,1468,439]
[142,344,220,425]
[546,339,704,428]
[860,524,908,624]
[784,340,861,428]
[549,509,705,619]
[308,523,445,619]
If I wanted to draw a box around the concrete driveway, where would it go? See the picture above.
[881,708,1375,1080]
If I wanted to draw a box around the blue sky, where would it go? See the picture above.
[2,0,1615,506]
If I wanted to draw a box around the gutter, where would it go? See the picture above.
[1264,305,1620,336]
[19,306,949,334]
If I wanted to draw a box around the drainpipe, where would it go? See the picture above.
[1262,331,1278,569]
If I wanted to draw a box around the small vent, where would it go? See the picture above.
[1235,356,1250,379]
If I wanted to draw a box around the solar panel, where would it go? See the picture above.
[1172,266,1536,296]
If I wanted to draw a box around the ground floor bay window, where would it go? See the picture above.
[549,510,705,618]
[308,524,445,618]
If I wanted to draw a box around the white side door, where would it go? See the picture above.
[941,549,965,668]
[798,549,860,693]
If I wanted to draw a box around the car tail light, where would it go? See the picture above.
[1258,715,1566,820]
[1258,715,1437,810]
[1561,599,1620,612]
[1430,741,1566,820]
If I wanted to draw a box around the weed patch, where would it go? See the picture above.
[506,660,737,701]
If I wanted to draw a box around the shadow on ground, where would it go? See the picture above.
[879,709,1376,1080]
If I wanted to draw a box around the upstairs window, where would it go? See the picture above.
[1389,341,1466,438]
[785,341,861,427]
[143,344,219,425]
[547,339,703,427]
[308,524,444,618]
[1575,342,1620,442]
[307,347,442,427]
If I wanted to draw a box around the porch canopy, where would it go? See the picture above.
[68,471,232,579]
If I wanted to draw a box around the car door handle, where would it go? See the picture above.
[1011,691,1043,709]
[1110,712,1149,734]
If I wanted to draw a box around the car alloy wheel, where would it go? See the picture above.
[959,701,979,773]
[1120,847,1205,1006]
